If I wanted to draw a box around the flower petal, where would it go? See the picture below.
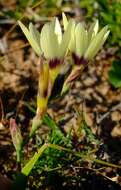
[88,19,99,42]
[29,23,40,47]
[69,22,76,52]
[75,23,88,57]
[60,19,75,57]
[62,12,68,30]
[54,18,62,44]
[18,21,41,56]
[40,22,59,59]
[85,26,109,60]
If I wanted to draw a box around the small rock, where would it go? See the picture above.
[111,125,121,137]
[111,111,121,121]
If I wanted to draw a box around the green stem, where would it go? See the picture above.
[17,150,21,163]
[93,158,121,169]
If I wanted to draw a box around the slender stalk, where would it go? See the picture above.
[16,150,21,163]
[48,143,121,169]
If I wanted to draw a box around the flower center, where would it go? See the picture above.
[72,53,88,65]
[49,58,63,69]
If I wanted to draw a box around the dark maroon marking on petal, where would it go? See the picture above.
[38,87,48,98]
[43,88,48,98]
[49,58,62,69]
[72,53,88,65]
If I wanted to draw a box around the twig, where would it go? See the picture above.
[72,166,115,182]
[5,43,29,55]
[97,101,121,124]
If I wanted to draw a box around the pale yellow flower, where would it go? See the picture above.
[62,14,110,63]
[18,17,74,82]
[74,21,109,62]
[18,17,74,60]
[61,15,109,94]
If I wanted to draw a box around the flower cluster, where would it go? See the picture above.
[18,13,109,125]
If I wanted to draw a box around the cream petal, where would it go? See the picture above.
[40,22,59,59]
[62,12,68,30]
[54,18,62,44]
[40,23,52,59]
[69,33,76,53]
[75,23,88,57]
[103,30,110,42]
[18,21,42,56]
[92,30,110,55]
[85,26,109,60]
[88,19,99,42]
[18,21,41,56]
[59,19,75,58]
[93,19,99,35]
[68,20,76,52]
[29,23,40,46]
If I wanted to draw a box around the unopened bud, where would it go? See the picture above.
[10,118,23,162]
[30,116,42,137]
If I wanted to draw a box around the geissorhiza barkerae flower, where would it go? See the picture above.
[62,15,109,63]
[18,16,74,136]
[18,21,49,135]
[18,21,49,116]
[61,17,110,93]
[40,17,75,90]
[18,17,74,92]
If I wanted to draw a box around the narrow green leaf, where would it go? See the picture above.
[22,143,48,176]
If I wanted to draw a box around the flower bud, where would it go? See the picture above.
[10,118,23,162]
[30,117,42,138]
